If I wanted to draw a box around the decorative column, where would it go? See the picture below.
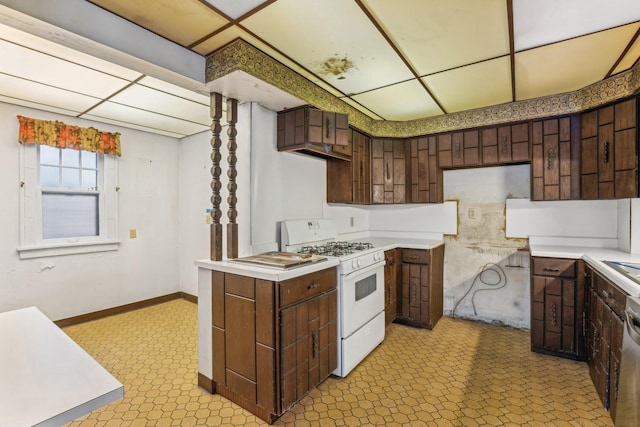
[226,98,239,259]
[209,93,223,261]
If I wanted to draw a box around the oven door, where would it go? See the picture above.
[339,260,385,338]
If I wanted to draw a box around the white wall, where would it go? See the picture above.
[0,102,181,320]
[178,102,252,297]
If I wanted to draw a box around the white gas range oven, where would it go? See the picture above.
[281,219,385,377]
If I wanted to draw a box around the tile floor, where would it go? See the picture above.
[63,299,613,426]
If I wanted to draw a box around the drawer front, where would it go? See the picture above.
[532,257,576,278]
[279,267,336,308]
[402,249,429,264]
[594,272,628,318]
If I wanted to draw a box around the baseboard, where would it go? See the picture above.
[55,291,198,328]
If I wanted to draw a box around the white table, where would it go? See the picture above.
[0,307,124,427]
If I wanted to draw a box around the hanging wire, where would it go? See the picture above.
[452,262,507,318]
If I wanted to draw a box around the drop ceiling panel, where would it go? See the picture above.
[203,0,269,19]
[516,24,638,100]
[424,57,512,113]
[513,0,640,51]
[0,73,100,113]
[88,0,229,47]
[0,39,130,99]
[87,101,209,136]
[352,80,443,121]
[81,115,187,139]
[364,0,510,75]
[0,23,142,81]
[138,76,209,104]
[612,36,640,75]
[241,0,414,94]
[0,95,83,118]
[108,85,210,125]
[340,97,384,121]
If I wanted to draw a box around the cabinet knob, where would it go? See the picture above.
[326,117,333,138]
[602,141,610,165]
[547,148,555,170]
[386,163,390,180]
[501,135,508,154]
[543,267,560,272]
[308,282,320,290]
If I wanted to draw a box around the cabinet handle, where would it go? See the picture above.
[501,135,508,154]
[419,164,426,180]
[614,361,619,400]
[550,302,557,326]
[312,329,319,359]
[582,312,586,339]
[326,117,333,139]
[411,255,418,259]
[410,283,417,303]
[602,141,610,165]
[455,141,461,158]
[547,148,555,170]
[543,267,560,272]
[308,282,320,290]
[386,163,390,180]
[601,289,611,300]
[360,160,364,179]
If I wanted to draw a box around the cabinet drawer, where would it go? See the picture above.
[594,272,628,318]
[532,257,576,278]
[402,249,429,264]
[279,267,336,308]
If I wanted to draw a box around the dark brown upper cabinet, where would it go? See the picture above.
[531,115,581,201]
[581,98,637,199]
[327,128,370,204]
[371,138,408,204]
[437,130,480,168]
[481,123,530,165]
[277,106,350,161]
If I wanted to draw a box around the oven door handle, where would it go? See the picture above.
[341,259,385,279]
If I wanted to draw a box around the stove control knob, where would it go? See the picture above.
[352,260,358,269]
[357,259,361,267]
[374,252,381,261]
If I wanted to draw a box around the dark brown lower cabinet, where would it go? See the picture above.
[395,245,444,329]
[586,266,627,418]
[211,267,337,423]
[384,249,398,325]
[530,257,585,359]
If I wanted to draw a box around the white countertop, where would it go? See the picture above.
[0,307,124,427]
[530,244,640,297]
[195,257,340,281]
[366,237,444,251]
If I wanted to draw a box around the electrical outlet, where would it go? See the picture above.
[129,229,137,239]
[350,217,355,227]
[468,208,476,219]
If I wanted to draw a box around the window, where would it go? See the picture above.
[18,144,119,259]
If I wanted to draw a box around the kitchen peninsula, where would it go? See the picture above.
[196,234,445,423]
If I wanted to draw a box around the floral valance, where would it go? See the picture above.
[17,115,121,156]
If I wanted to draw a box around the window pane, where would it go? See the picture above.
[81,151,97,169]
[40,165,60,188]
[62,168,80,189]
[40,145,59,165]
[61,148,80,167]
[82,169,97,190]
[42,193,99,239]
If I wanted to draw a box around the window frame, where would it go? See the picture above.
[18,143,120,259]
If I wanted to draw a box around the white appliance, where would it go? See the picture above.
[281,219,385,377]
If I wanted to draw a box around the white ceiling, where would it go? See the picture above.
[0,0,639,138]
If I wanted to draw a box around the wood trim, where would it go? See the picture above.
[198,372,215,394]
[54,292,197,328]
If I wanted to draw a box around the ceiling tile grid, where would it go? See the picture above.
[0,1,639,137]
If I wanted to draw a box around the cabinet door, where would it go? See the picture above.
[371,139,406,204]
[581,98,637,199]
[609,313,624,420]
[408,137,430,203]
[531,116,580,201]
[371,139,385,203]
[280,289,337,411]
[352,130,371,204]
[384,249,398,325]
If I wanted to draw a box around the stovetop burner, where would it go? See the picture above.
[299,241,374,257]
